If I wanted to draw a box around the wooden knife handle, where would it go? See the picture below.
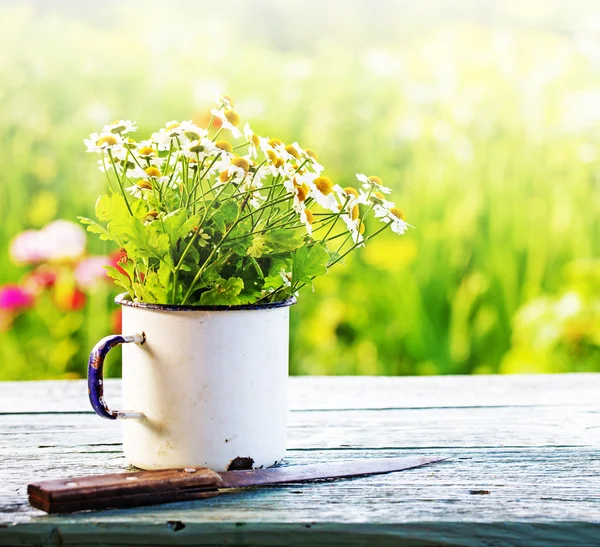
[28,466,223,514]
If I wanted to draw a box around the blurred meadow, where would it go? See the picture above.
[0,0,599,379]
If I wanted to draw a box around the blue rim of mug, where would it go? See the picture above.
[114,292,297,312]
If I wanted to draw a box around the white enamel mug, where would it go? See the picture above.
[88,293,295,471]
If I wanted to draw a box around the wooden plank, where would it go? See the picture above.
[3,521,600,547]
[1,375,599,546]
[2,448,600,524]
[1,404,598,453]
[1,374,599,414]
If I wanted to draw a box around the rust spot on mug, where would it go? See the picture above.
[90,354,102,370]
[226,456,254,471]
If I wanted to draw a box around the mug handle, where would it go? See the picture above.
[88,333,145,420]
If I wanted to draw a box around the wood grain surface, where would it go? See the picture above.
[1,375,599,546]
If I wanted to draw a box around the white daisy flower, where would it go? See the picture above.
[373,204,408,235]
[244,123,260,158]
[102,120,137,135]
[214,94,235,109]
[309,176,341,213]
[249,189,266,209]
[210,108,242,138]
[84,132,123,153]
[356,173,392,194]
[181,138,219,159]
[151,121,184,150]
[178,121,208,144]
[135,140,158,160]
[300,209,314,235]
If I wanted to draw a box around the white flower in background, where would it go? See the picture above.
[9,230,46,264]
[10,221,86,264]
[210,108,242,138]
[356,173,392,194]
[102,120,137,135]
[84,132,124,153]
[214,94,235,109]
[374,204,408,235]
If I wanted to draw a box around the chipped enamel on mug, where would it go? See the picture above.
[87,293,295,471]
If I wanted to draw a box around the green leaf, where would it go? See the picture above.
[199,277,244,305]
[247,234,267,258]
[210,201,238,234]
[262,272,285,293]
[262,229,304,253]
[78,216,112,242]
[133,271,168,303]
[247,229,303,258]
[292,243,330,284]
[162,209,201,242]
[105,266,133,296]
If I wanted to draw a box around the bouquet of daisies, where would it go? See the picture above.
[82,95,409,305]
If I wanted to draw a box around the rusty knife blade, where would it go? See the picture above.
[28,456,447,513]
[217,455,448,488]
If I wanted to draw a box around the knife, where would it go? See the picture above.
[28,455,447,514]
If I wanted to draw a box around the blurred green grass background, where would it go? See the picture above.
[1,0,599,379]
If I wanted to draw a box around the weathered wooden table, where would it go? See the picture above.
[1,374,599,546]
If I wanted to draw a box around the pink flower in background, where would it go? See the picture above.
[10,220,86,264]
[9,230,47,264]
[0,285,34,311]
[74,256,111,288]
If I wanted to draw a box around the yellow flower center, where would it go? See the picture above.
[144,166,162,178]
[219,170,230,183]
[251,134,260,147]
[344,187,359,198]
[374,191,384,200]
[305,209,314,225]
[268,138,283,148]
[267,150,284,168]
[215,140,233,153]
[139,146,155,157]
[390,207,406,221]
[166,122,180,131]
[351,204,359,221]
[284,144,300,159]
[137,179,152,190]
[146,210,159,219]
[295,182,309,202]
[305,148,318,160]
[368,175,383,186]
[224,109,240,127]
[359,220,365,234]
[314,177,333,195]
[96,135,117,147]
[231,157,249,172]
